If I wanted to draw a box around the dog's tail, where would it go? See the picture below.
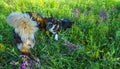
[6,12,38,29]
[6,12,38,41]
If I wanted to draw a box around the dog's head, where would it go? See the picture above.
[46,17,73,33]
[46,17,60,34]
[46,16,73,41]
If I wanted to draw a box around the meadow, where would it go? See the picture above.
[0,0,120,69]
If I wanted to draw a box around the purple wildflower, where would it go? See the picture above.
[19,55,29,69]
[19,59,28,69]
[19,55,29,59]
[19,54,41,69]
[72,8,80,18]
[20,61,26,69]
[0,63,4,66]
[64,41,77,50]
[28,60,34,63]
[64,41,70,46]
[111,5,115,13]
[19,58,40,69]
[69,44,77,50]
[99,7,109,21]
[28,60,34,68]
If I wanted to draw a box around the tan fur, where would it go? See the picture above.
[20,46,30,54]
[6,12,38,33]
[31,13,45,23]
[20,46,38,62]
[17,20,34,35]
[31,13,47,28]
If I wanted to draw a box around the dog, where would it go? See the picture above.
[6,12,73,62]
[46,17,73,40]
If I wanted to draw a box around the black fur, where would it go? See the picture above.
[13,29,22,46]
[60,18,73,30]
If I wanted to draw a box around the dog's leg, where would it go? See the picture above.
[20,46,39,62]
[54,34,58,41]
[13,30,39,62]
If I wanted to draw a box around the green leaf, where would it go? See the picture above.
[0,35,2,41]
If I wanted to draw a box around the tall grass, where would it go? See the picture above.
[0,0,120,69]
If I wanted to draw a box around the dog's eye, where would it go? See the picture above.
[47,22,53,28]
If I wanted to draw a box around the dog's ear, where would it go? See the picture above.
[47,14,59,24]
[60,18,73,29]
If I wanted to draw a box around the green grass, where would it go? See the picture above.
[0,0,120,69]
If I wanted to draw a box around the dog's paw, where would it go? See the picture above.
[54,34,58,41]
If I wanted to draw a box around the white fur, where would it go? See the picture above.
[17,43,22,49]
[48,24,59,41]
[56,25,59,31]
[55,34,58,41]
[49,25,56,34]
[48,25,59,40]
